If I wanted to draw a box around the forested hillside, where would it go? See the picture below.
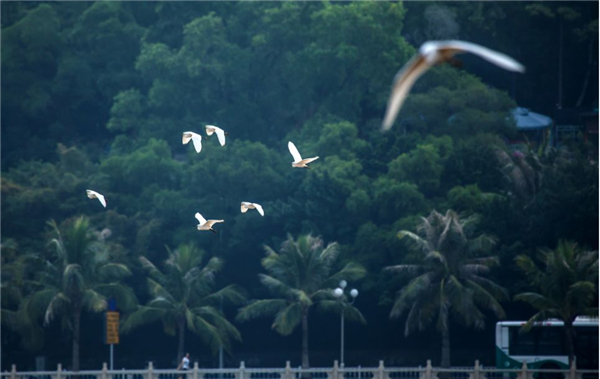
[1,1,597,371]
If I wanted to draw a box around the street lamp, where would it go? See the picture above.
[332,280,359,368]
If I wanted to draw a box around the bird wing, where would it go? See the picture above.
[86,190,106,207]
[288,141,303,163]
[205,220,224,227]
[190,133,203,153]
[382,54,429,131]
[96,193,107,208]
[205,125,215,136]
[195,212,207,225]
[182,132,193,145]
[253,203,264,216]
[241,202,250,213]
[300,157,319,165]
[215,128,226,146]
[440,40,525,73]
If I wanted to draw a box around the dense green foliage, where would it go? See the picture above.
[1,0,597,371]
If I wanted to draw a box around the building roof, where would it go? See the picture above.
[512,107,553,131]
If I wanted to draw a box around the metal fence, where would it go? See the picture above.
[2,361,598,379]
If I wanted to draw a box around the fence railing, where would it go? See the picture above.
[3,361,598,379]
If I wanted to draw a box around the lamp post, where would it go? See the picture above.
[332,280,358,368]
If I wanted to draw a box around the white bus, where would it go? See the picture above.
[495,316,598,370]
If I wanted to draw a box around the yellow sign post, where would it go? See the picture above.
[105,311,119,345]
[105,311,119,370]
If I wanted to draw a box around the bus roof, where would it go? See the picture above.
[497,316,598,327]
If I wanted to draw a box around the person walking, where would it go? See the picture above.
[177,353,190,379]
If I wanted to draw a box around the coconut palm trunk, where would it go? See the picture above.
[301,309,309,370]
[440,325,450,368]
[564,320,575,366]
[178,318,186,364]
[72,303,81,372]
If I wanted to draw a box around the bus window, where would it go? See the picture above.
[509,327,566,356]
[537,327,565,355]
[574,326,599,369]
[509,327,535,355]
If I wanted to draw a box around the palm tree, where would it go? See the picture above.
[495,148,543,205]
[514,240,598,366]
[1,239,46,351]
[387,210,508,368]
[121,243,245,363]
[236,234,366,370]
[25,217,137,371]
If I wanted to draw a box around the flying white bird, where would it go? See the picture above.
[382,40,526,131]
[241,202,264,216]
[205,125,228,146]
[288,141,319,169]
[86,189,106,208]
[195,212,224,233]
[182,131,204,153]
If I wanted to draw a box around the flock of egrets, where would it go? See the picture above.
[86,40,525,234]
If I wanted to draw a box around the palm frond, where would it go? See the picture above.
[259,274,294,298]
[341,303,367,324]
[44,293,71,325]
[97,263,132,281]
[24,289,59,321]
[384,264,424,276]
[520,310,558,332]
[272,302,302,336]
[467,235,497,255]
[461,264,491,275]
[318,242,340,267]
[315,299,343,314]
[147,278,176,303]
[63,264,85,294]
[12,304,46,351]
[565,281,596,306]
[424,251,447,267]
[195,284,246,308]
[390,272,434,318]
[186,309,221,355]
[403,297,435,336]
[81,289,107,313]
[236,299,288,322]
[189,306,242,349]
[466,279,507,319]
[139,256,165,283]
[291,289,312,307]
[468,275,509,301]
[466,256,500,266]
[94,283,138,312]
[398,230,428,253]
[323,261,366,286]
[121,305,167,334]
[515,255,543,286]
[316,300,366,324]
[196,257,223,286]
[514,292,554,310]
